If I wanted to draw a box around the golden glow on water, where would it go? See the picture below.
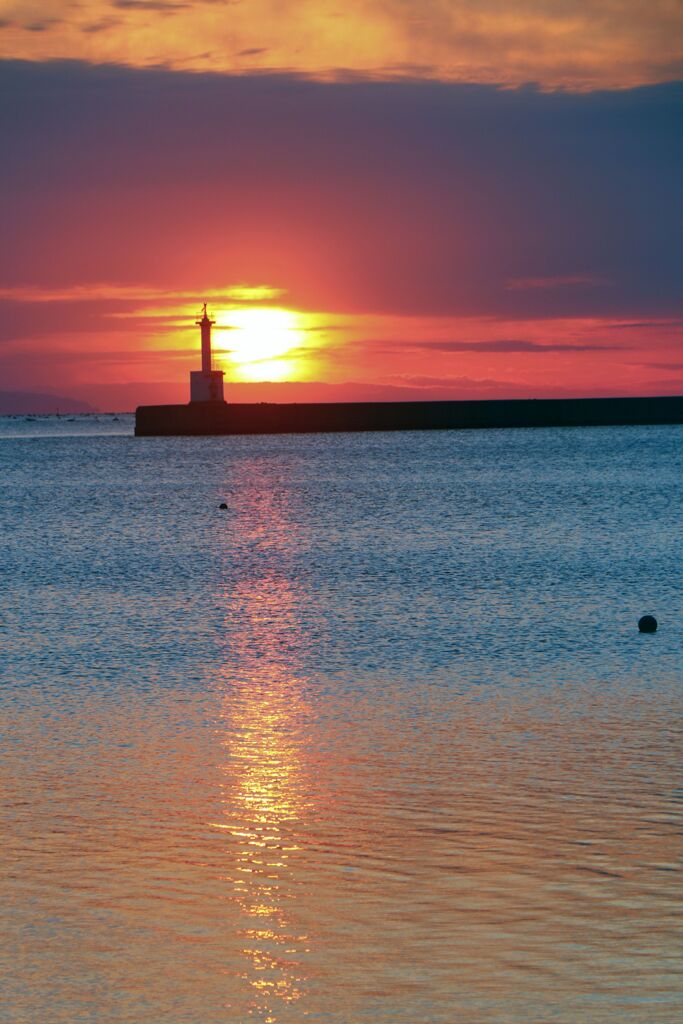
[212,568,313,1022]
[3,434,683,1024]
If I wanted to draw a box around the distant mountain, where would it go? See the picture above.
[0,391,97,415]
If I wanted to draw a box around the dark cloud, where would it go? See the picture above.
[82,20,122,34]
[638,361,683,370]
[403,339,628,353]
[605,320,683,330]
[0,60,681,320]
[507,275,607,290]
[24,20,62,32]
[112,1,189,10]
[358,339,629,354]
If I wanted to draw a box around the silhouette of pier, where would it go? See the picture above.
[135,395,683,436]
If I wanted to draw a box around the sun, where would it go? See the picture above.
[216,307,307,381]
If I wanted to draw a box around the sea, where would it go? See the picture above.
[1,414,681,1024]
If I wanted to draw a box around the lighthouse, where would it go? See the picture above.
[189,303,225,403]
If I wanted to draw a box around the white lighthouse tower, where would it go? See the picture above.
[190,303,225,403]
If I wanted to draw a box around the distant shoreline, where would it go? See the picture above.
[0,390,96,416]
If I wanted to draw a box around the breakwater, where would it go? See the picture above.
[135,395,683,436]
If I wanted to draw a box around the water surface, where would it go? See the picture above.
[1,420,681,1022]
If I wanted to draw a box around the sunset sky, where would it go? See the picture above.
[1,1,682,409]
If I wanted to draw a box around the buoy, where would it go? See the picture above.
[219,502,228,510]
[638,615,657,633]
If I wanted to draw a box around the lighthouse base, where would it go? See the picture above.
[190,370,224,403]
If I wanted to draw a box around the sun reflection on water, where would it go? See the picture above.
[211,572,313,1023]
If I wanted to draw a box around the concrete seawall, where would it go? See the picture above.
[135,396,683,437]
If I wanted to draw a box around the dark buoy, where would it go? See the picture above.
[638,615,657,633]
[219,502,228,510]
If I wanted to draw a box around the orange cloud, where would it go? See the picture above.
[1,0,681,88]
[0,283,285,303]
